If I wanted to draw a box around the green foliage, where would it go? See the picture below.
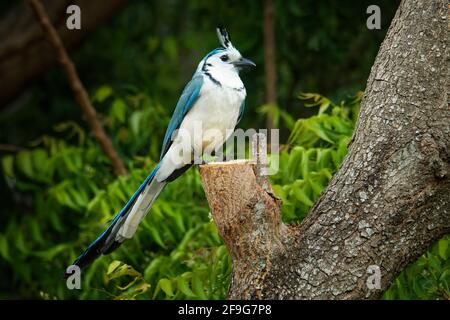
[0,88,228,299]
[384,236,450,300]
[270,93,360,222]
[0,91,447,300]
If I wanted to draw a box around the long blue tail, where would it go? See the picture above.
[66,164,160,276]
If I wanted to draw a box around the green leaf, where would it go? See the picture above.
[146,223,167,249]
[107,260,122,275]
[2,155,14,177]
[48,211,64,233]
[192,270,207,299]
[34,244,68,260]
[15,230,28,254]
[287,147,303,179]
[117,277,139,291]
[293,187,313,207]
[308,120,334,144]
[110,99,127,123]
[94,86,113,103]
[301,149,314,178]
[163,37,178,61]
[395,278,408,300]
[271,184,287,201]
[106,262,141,281]
[144,257,164,282]
[16,151,34,178]
[129,112,141,137]
[158,278,174,297]
[428,253,442,272]
[28,218,45,244]
[309,178,324,198]
[439,269,450,283]
[438,239,449,260]
[0,234,11,261]
[177,275,196,298]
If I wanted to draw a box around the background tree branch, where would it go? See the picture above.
[0,0,127,108]
[200,0,449,299]
[27,0,127,176]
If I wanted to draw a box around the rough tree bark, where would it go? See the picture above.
[0,0,127,107]
[199,0,449,299]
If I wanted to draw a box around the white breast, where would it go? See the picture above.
[180,76,246,151]
[156,73,246,182]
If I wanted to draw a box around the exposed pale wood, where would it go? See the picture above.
[199,160,285,299]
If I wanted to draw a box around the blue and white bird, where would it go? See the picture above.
[67,26,255,274]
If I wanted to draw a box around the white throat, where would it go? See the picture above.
[205,65,244,90]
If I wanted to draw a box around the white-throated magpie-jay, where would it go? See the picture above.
[67,26,255,274]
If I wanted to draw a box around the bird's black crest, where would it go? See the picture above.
[216,25,233,49]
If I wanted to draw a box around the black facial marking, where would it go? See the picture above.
[204,72,221,87]
[202,61,213,72]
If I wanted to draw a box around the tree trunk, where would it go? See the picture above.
[0,0,127,107]
[199,0,449,299]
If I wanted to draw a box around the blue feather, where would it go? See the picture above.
[160,47,230,157]
[160,74,204,157]
[203,47,226,62]
[68,47,232,275]
[69,164,160,272]
[237,99,246,124]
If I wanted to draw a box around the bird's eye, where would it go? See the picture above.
[220,55,229,62]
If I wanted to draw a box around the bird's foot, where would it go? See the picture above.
[196,155,217,165]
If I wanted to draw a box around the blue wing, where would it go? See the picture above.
[68,163,160,272]
[237,99,246,124]
[160,74,204,159]
[69,74,203,273]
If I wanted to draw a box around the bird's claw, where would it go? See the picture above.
[195,156,217,165]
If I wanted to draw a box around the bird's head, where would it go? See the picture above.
[199,26,255,74]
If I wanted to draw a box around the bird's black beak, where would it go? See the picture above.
[233,57,256,68]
